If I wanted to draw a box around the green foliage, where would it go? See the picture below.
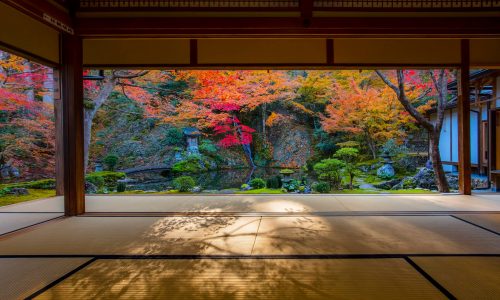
[0,179,56,190]
[85,171,126,189]
[313,158,344,190]
[0,189,56,207]
[337,141,360,149]
[199,139,218,154]
[313,129,337,156]
[313,181,330,193]
[334,147,360,189]
[380,139,406,156]
[117,182,127,193]
[164,127,184,146]
[250,178,266,189]
[172,156,206,173]
[173,176,196,192]
[266,176,282,189]
[236,188,284,194]
[283,179,300,192]
[103,154,119,171]
[279,169,295,175]
[240,183,250,190]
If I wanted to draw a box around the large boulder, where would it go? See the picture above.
[392,167,459,191]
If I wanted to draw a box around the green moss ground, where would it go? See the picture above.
[0,189,56,207]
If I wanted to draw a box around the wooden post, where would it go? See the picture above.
[458,39,472,195]
[61,33,85,215]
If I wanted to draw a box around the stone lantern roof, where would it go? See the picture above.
[183,127,201,137]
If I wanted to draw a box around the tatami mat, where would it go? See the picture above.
[411,256,500,299]
[252,216,500,254]
[0,215,498,256]
[35,258,446,300]
[0,216,260,255]
[0,257,90,300]
[0,213,62,235]
[452,213,500,234]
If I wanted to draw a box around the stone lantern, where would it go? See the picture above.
[183,127,201,155]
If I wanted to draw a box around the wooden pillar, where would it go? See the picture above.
[61,33,85,215]
[458,39,472,195]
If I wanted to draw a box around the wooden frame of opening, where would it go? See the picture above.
[0,0,484,215]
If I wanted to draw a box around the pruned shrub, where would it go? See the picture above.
[117,182,127,192]
[313,158,344,190]
[173,176,196,192]
[103,154,119,171]
[249,178,266,189]
[266,176,282,189]
[313,182,330,193]
[85,171,126,190]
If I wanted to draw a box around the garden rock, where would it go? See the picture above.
[192,186,202,193]
[377,164,395,179]
[85,181,97,194]
[8,187,29,195]
[374,179,401,190]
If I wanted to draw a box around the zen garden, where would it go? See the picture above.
[0,50,489,205]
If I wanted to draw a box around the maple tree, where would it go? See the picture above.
[321,72,413,158]
[0,50,55,180]
[376,69,451,192]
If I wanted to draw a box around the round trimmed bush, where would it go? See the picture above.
[249,178,266,189]
[173,176,196,192]
[313,182,330,193]
[266,176,282,189]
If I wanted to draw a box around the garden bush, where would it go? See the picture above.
[313,158,344,190]
[85,171,126,189]
[117,182,127,192]
[266,176,282,189]
[164,127,184,146]
[173,176,196,192]
[103,154,119,171]
[1,179,56,190]
[172,156,206,173]
[334,147,360,189]
[250,178,266,189]
[282,179,300,192]
[313,182,330,193]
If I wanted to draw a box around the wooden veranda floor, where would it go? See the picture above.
[0,194,499,299]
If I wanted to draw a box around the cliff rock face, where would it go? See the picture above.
[269,121,314,168]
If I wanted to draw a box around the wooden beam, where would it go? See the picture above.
[61,33,85,215]
[458,39,472,195]
[76,17,500,38]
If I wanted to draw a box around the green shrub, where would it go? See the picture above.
[103,154,119,171]
[313,158,344,190]
[279,169,295,175]
[1,179,56,190]
[199,139,218,154]
[85,171,126,189]
[250,178,266,189]
[173,176,196,192]
[172,156,206,173]
[117,182,127,192]
[334,147,360,190]
[313,182,330,193]
[240,183,250,190]
[266,176,282,189]
[164,127,184,146]
[283,179,300,192]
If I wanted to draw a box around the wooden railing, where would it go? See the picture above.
[78,0,500,11]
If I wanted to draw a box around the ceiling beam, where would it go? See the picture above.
[77,17,500,38]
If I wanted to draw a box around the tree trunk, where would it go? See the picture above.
[429,131,450,193]
[365,133,377,159]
